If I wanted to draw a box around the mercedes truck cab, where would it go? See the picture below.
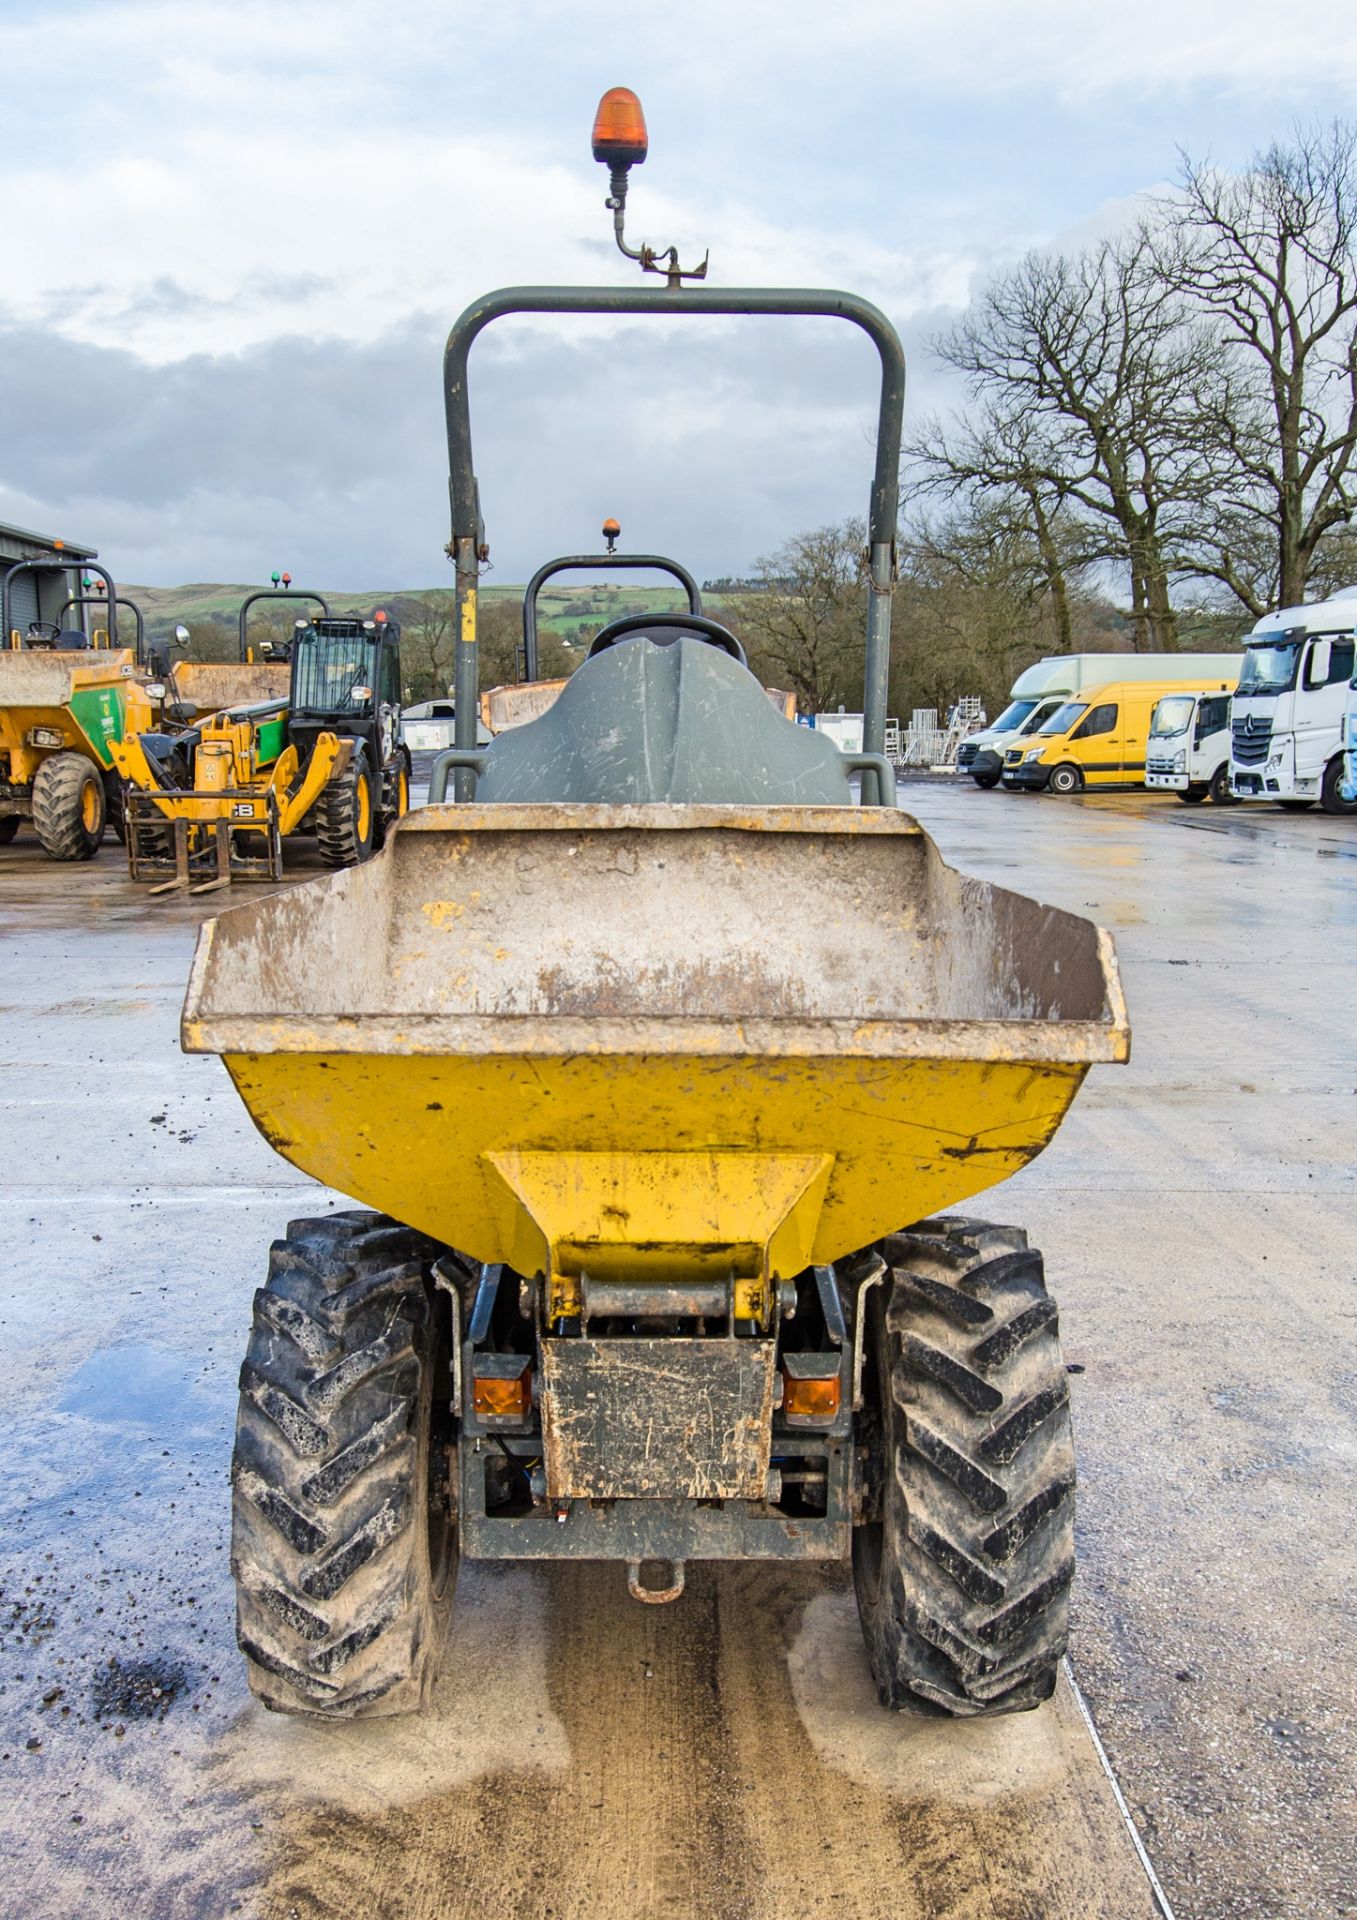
[1145,690,1236,804]
[1002,670,1235,794]
[1231,594,1357,815]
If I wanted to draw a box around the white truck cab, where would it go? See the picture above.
[1145,690,1235,804]
[1343,674,1357,803]
[1231,593,1357,814]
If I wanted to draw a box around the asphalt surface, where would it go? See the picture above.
[0,780,1352,1919]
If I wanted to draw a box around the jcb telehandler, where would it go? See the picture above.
[183,91,1129,1721]
[114,608,410,891]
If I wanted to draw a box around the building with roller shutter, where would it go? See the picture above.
[1,523,99,643]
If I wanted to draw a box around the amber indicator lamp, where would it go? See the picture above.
[592,86,707,287]
[592,87,648,168]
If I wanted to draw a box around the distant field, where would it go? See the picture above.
[120,576,725,652]
[123,580,722,639]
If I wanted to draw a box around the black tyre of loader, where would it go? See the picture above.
[0,817,20,845]
[852,1216,1076,1717]
[230,1210,458,1717]
[31,751,105,860]
[315,756,375,867]
[105,773,127,844]
[370,750,411,852]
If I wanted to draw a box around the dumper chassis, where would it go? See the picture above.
[191,92,1128,1723]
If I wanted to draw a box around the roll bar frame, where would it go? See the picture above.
[238,589,330,663]
[3,559,120,658]
[444,286,905,800]
[60,594,145,662]
[521,551,702,683]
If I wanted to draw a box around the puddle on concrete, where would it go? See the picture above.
[58,1344,221,1440]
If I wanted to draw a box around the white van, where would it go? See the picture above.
[960,652,1243,789]
[1231,593,1357,814]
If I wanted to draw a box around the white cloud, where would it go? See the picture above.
[1,0,1354,580]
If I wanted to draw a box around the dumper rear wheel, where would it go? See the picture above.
[853,1216,1075,1716]
[230,1210,458,1717]
[31,751,105,859]
[315,757,375,867]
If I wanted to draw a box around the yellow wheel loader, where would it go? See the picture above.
[181,92,1129,1722]
[0,561,153,859]
[113,608,409,892]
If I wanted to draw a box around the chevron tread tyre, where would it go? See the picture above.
[315,758,374,867]
[31,751,105,859]
[230,1210,458,1717]
[852,1215,1075,1716]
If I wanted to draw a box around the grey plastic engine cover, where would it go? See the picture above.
[474,635,853,805]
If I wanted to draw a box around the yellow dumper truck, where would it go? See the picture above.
[0,559,150,858]
[182,92,1129,1722]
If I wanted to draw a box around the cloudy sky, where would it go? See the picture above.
[3,0,1357,589]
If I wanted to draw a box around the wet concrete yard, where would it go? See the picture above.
[0,785,1353,1918]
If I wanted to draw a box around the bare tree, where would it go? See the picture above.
[896,498,1124,719]
[1158,123,1357,613]
[929,231,1234,650]
[401,593,456,701]
[904,402,1108,653]
[726,521,867,714]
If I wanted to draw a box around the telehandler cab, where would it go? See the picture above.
[115,607,409,891]
[184,90,1129,1721]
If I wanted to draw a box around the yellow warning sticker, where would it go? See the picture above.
[461,590,477,645]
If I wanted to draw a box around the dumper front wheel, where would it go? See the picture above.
[852,1216,1075,1716]
[230,1211,457,1717]
[31,752,105,859]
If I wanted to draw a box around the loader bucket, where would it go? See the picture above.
[184,805,1127,1305]
[170,660,290,713]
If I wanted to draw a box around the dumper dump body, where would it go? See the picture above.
[185,803,1127,1294]
[171,661,290,713]
[0,650,140,774]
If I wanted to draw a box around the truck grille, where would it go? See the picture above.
[957,741,978,769]
[1232,715,1271,766]
[1145,755,1175,775]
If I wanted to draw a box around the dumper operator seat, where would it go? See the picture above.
[54,629,92,651]
[587,611,748,665]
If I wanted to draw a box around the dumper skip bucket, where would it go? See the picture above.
[183,804,1128,1314]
